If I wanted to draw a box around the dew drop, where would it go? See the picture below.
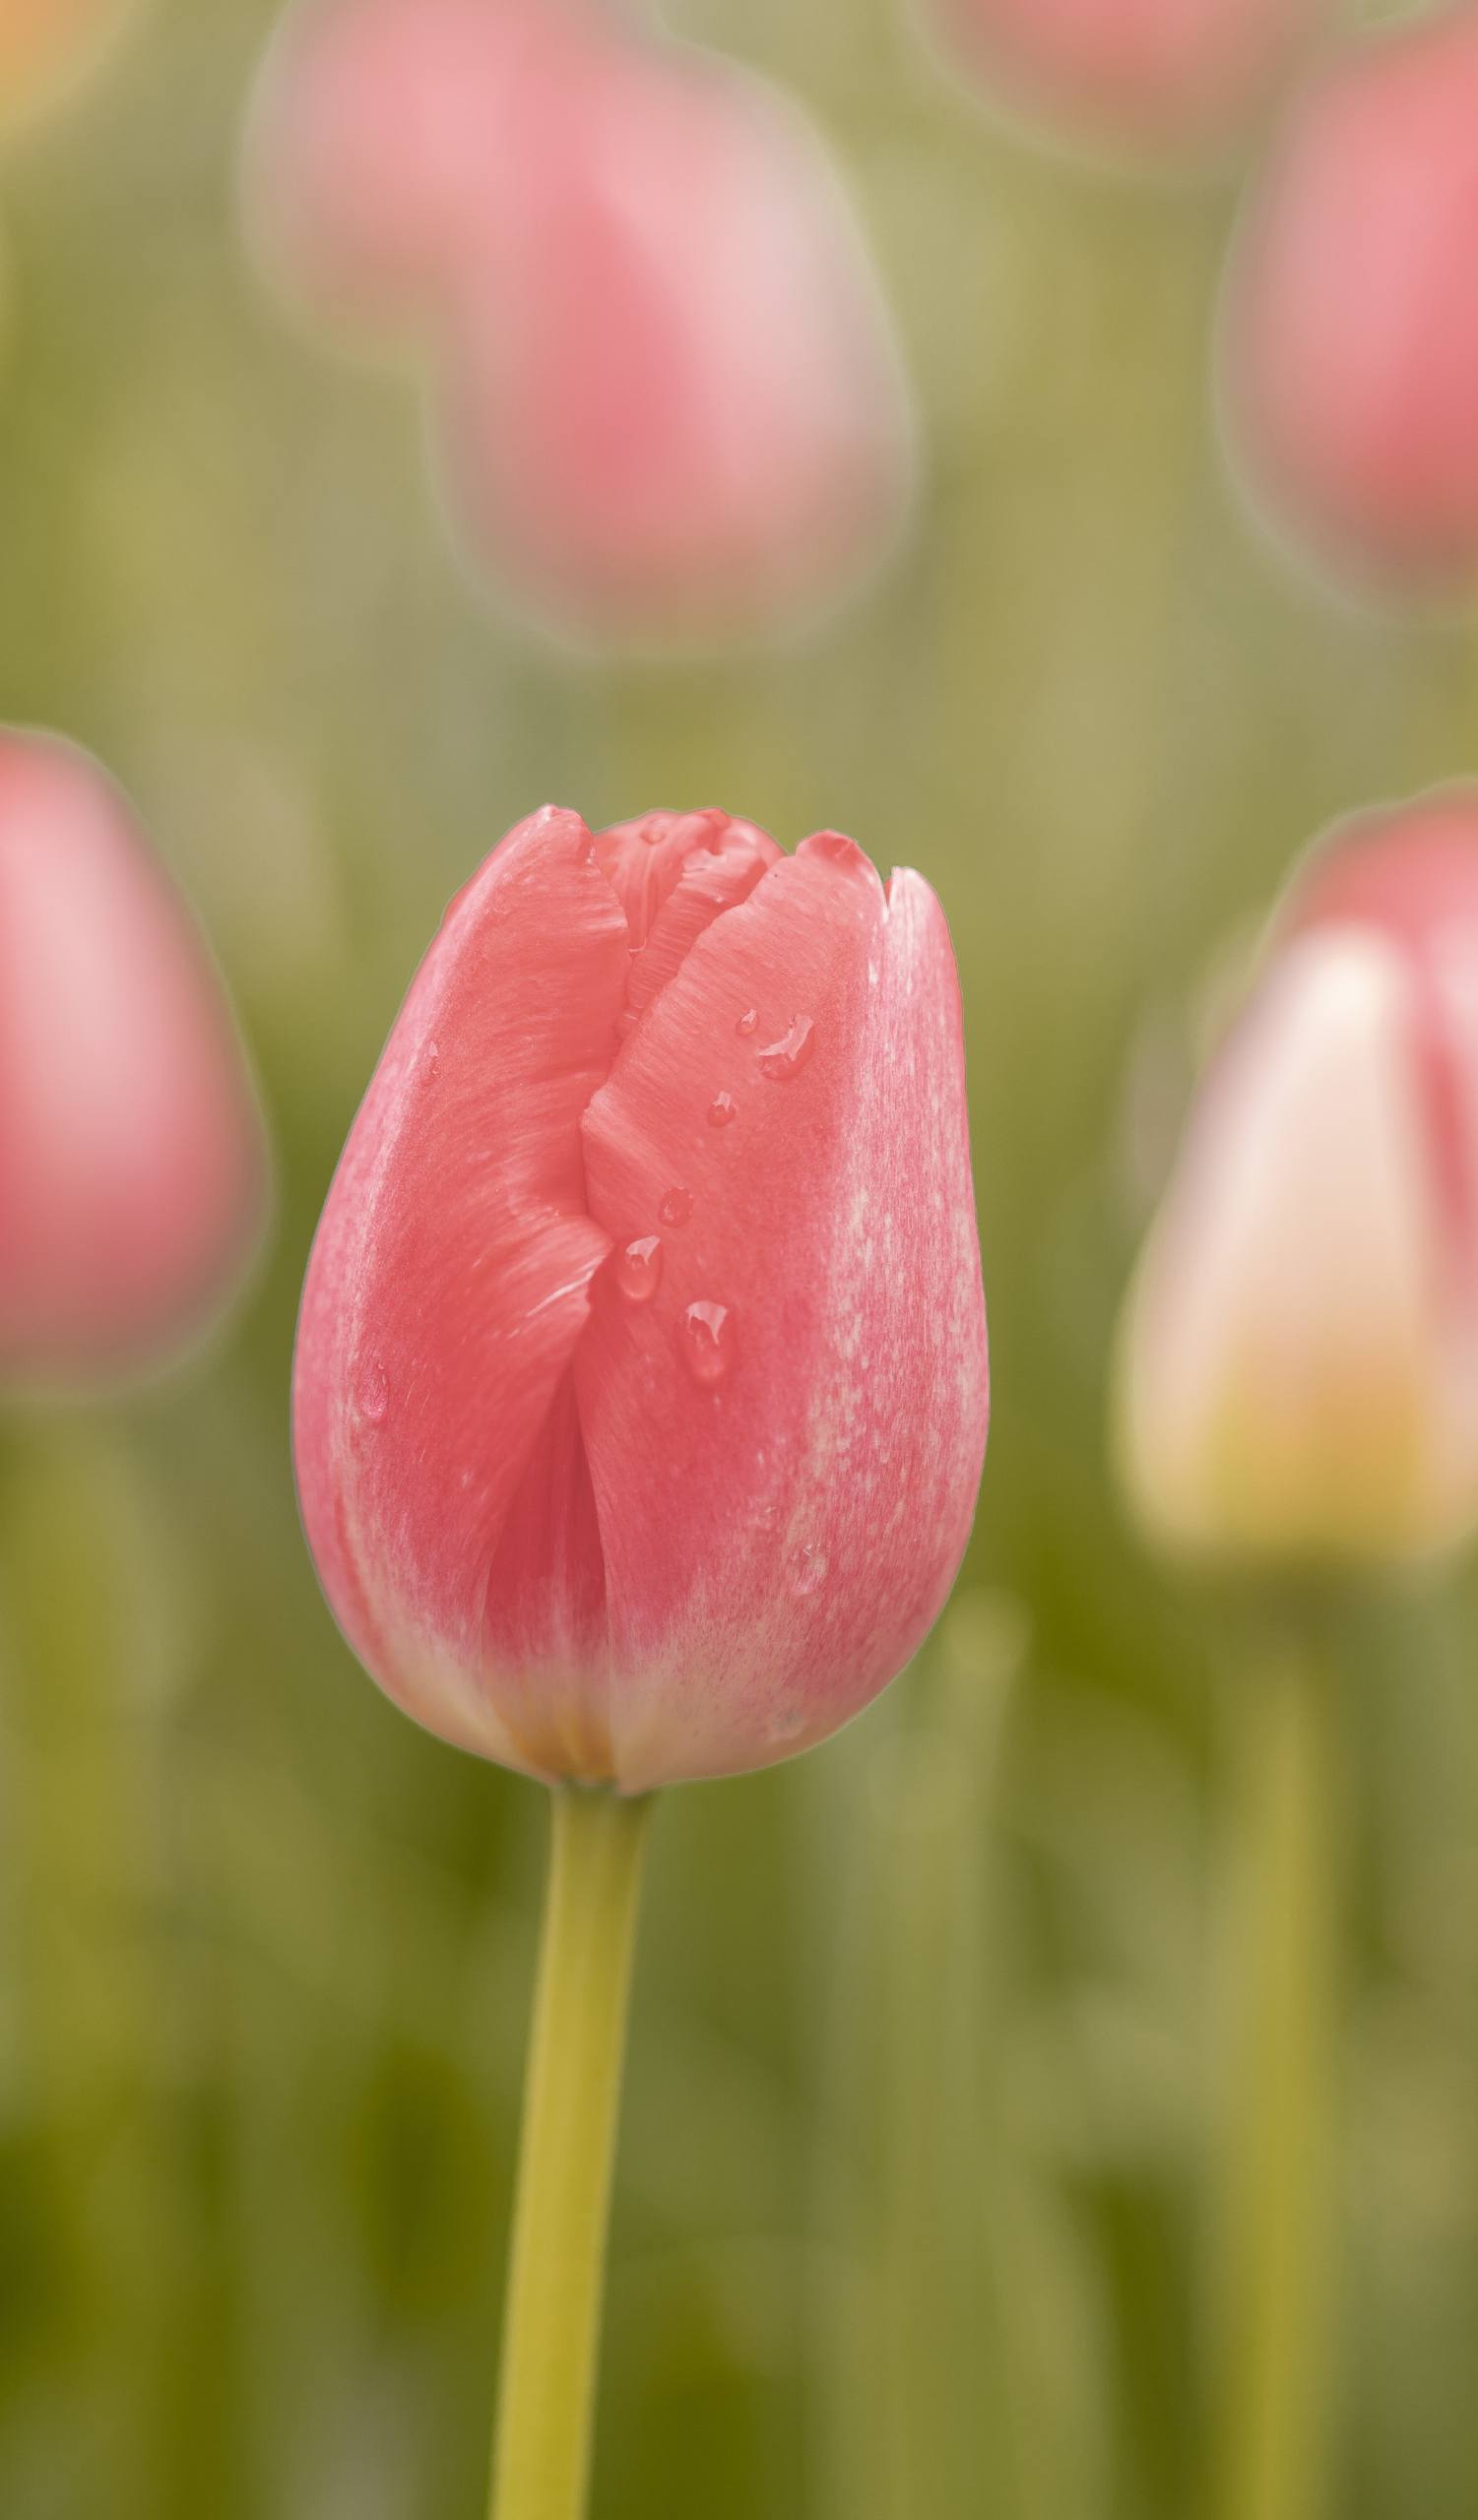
[736,1007,759,1038]
[791,1544,828,1599]
[357,1359,389,1424]
[769,1706,806,1743]
[677,1301,734,1387]
[707,1091,738,1129]
[756,1015,815,1081]
[615,1235,664,1303]
[422,1039,441,1082]
[659,1186,694,1228]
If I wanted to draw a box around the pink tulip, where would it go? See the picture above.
[242,0,516,337]
[916,0,1330,162]
[292,803,988,1790]
[0,0,139,130]
[0,731,269,1390]
[1117,788,1478,1565]
[243,0,915,642]
[1221,9,1478,593]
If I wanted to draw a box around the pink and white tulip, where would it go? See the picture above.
[243,0,915,642]
[916,0,1330,164]
[1118,790,1478,1565]
[0,732,269,1390]
[292,804,988,1790]
[1221,8,1478,593]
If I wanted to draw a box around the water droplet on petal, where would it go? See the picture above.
[615,1235,664,1303]
[791,1544,827,1598]
[707,1092,737,1129]
[358,1359,389,1424]
[769,1706,806,1742]
[422,1039,441,1082]
[757,1016,815,1081]
[736,1007,759,1038]
[659,1186,694,1228]
[678,1301,734,1387]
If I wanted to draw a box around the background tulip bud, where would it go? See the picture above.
[1116,790,1478,1566]
[0,731,270,1390]
[1220,9,1478,594]
[292,804,988,1791]
[243,0,916,643]
[0,0,139,131]
[916,0,1330,164]
[242,0,511,339]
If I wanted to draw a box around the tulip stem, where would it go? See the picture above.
[1210,1624,1341,2520]
[488,1783,654,2520]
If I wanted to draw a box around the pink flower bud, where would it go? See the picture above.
[243,0,915,642]
[1117,789,1478,1566]
[243,0,515,337]
[292,804,988,1789]
[0,732,270,1391]
[1220,10,1478,594]
[916,0,1329,164]
[0,0,139,131]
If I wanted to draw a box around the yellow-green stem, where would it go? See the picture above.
[488,1784,654,2520]
[1211,1632,1340,2520]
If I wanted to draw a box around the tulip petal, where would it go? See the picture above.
[0,733,267,1386]
[595,811,782,1035]
[1118,927,1474,1559]
[292,804,632,1774]
[575,835,989,1789]
[243,0,518,338]
[1286,792,1478,1274]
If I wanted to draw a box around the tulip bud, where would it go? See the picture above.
[916,0,1329,165]
[0,731,270,1390]
[243,0,915,643]
[1116,790,1478,1567]
[242,0,509,339]
[0,0,139,131]
[292,804,988,1790]
[1220,9,1478,594]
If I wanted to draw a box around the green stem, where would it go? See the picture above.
[489,1783,654,2520]
[1211,1629,1341,2520]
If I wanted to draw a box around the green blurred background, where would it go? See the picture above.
[3,2,1478,2513]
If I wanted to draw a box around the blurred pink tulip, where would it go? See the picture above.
[1221,9,1478,593]
[0,0,139,130]
[243,0,513,337]
[0,732,269,1391]
[1117,789,1478,1565]
[917,0,1330,163]
[292,803,988,1790]
[243,0,915,642]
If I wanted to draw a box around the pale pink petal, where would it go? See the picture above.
[1119,928,1472,1560]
